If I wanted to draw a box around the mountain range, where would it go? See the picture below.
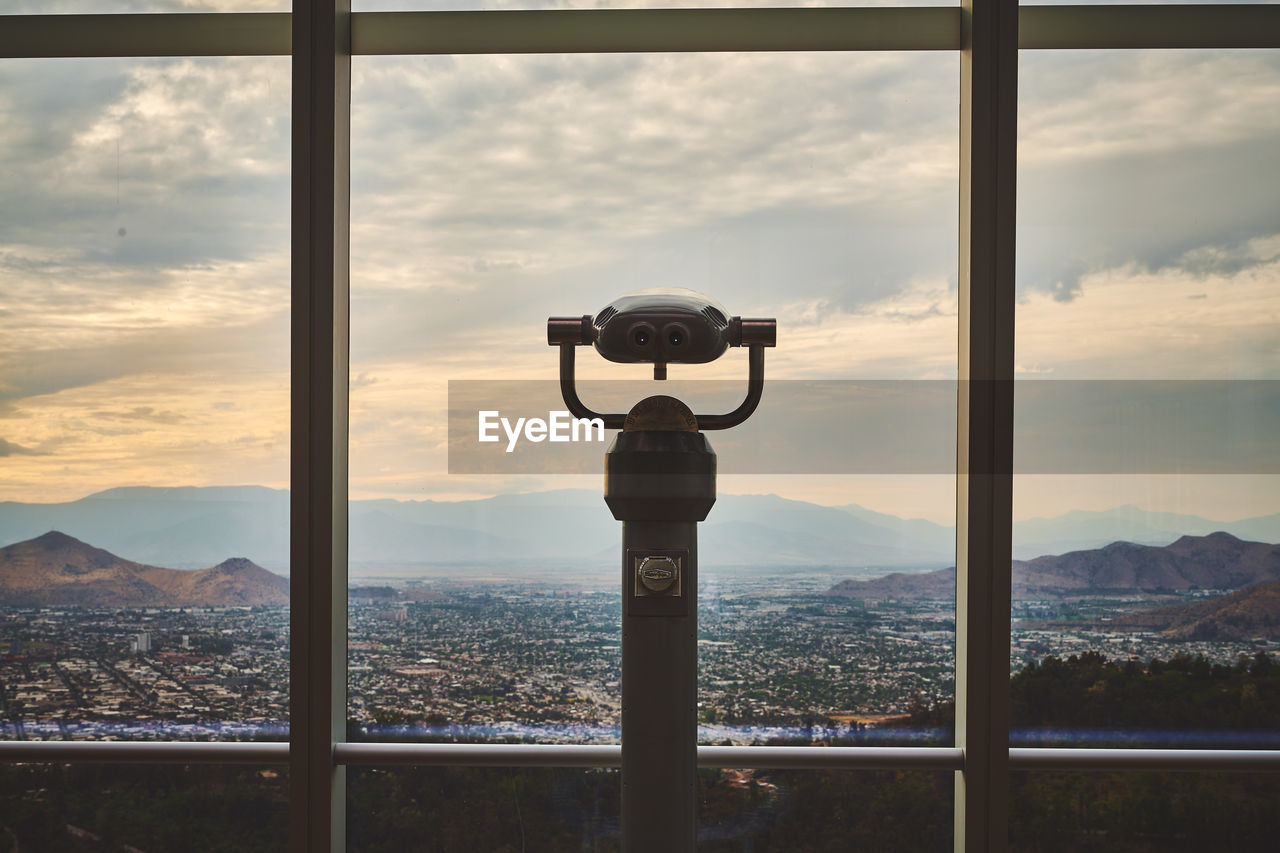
[7,528,1280,619]
[2,486,1277,573]
[827,532,1280,601]
[0,531,288,607]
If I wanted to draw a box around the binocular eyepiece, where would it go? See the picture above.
[548,288,776,375]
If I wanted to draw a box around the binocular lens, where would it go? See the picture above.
[667,329,685,346]
[633,328,651,346]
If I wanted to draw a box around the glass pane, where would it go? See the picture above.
[699,768,952,851]
[349,766,616,852]
[347,766,952,851]
[353,1,959,12]
[0,762,288,851]
[1021,0,1276,5]
[1011,771,1280,852]
[1012,49,1280,745]
[349,51,957,744]
[0,57,291,740]
[1,2,289,12]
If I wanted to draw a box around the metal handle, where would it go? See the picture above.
[556,341,767,431]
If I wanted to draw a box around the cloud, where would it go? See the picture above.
[0,56,291,500]
[3,33,1278,519]
[0,57,288,276]
[1179,238,1280,279]
[0,438,40,457]
[0,367,289,501]
[349,51,959,370]
[339,48,1277,505]
[89,406,185,425]
[1018,50,1280,300]
[3,1,286,13]
[0,291,289,409]
[1019,136,1280,301]
[1016,236,1280,379]
[350,372,379,391]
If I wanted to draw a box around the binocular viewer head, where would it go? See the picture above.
[548,288,775,367]
[548,288,775,429]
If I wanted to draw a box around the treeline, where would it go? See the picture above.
[1005,651,1280,850]
[890,651,1280,851]
[896,649,1280,744]
[0,762,288,852]
[1011,769,1279,852]
[1011,650,1280,739]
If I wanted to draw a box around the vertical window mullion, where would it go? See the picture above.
[955,0,1016,850]
[291,2,352,852]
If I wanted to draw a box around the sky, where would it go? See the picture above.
[1,7,1278,526]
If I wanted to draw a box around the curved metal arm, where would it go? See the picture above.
[696,344,764,430]
[559,344,627,430]
[558,343,766,431]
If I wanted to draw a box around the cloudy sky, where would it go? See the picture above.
[1,6,1277,528]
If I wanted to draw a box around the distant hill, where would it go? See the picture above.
[0,487,958,572]
[0,531,287,607]
[828,567,955,600]
[0,486,292,570]
[1008,505,1267,559]
[348,585,450,604]
[1012,532,1280,595]
[2,486,1278,573]
[1111,582,1280,641]
[828,532,1280,600]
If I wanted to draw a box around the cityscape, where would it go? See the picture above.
[3,573,1276,744]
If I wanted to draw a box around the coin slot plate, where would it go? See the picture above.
[625,548,689,617]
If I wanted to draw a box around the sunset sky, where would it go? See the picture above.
[1,4,1277,526]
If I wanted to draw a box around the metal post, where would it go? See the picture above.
[956,0,1016,851]
[605,422,717,853]
[290,2,351,851]
[621,519,698,850]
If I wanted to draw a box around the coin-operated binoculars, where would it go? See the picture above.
[548,289,775,852]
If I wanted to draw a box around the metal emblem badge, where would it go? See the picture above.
[632,552,683,598]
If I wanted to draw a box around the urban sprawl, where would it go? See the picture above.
[2,576,1276,743]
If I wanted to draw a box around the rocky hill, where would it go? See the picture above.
[1012,532,1280,595]
[828,532,1280,601]
[1111,582,1280,641]
[0,531,287,607]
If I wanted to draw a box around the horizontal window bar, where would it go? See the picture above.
[5,741,1280,772]
[0,12,290,58]
[352,8,959,55]
[335,744,1280,772]
[1021,5,1280,50]
[0,741,288,764]
[360,6,1280,55]
[6,7,1278,59]
[337,743,619,768]
[1010,748,1280,772]
[698,745,964,770]
[0,741,960,769]
[333,743,966,769]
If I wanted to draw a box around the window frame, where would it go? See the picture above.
[2,4,1279,853]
